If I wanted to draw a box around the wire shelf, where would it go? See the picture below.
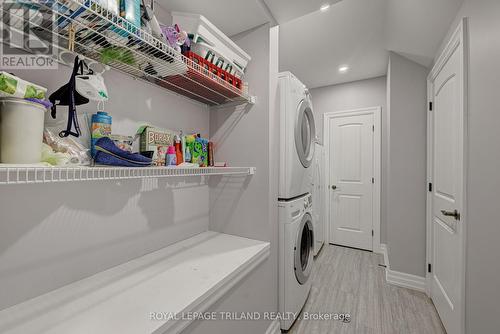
[0,166,256,185]
[1,0,252,106]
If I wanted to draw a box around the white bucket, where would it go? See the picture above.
[0,98,47,164]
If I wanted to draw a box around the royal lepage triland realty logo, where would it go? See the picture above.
[1,1,58,69]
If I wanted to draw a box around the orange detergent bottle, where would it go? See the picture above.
[175,135,183,165]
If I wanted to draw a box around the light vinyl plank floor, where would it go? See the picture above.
[288,245,446,334]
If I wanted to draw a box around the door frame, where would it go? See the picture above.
[323,107,382,253]
[426,18,468,334]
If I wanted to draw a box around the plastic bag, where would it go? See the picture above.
[43,112,92,166]
[0,71,47,99]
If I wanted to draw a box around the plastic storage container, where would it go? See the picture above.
[184,51,242,90]
[190,42,244,79]
[0,98,47,163]
[91,111,112,157]
[172,12,251,73]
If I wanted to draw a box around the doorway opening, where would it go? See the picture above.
[323,107,381,253]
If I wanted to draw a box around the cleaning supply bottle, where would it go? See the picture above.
[208,142,214,167]
[166,145,177,166]
[185,146,192,163]
[184,134,196,163]
[174,135,183,165]
[91,111,112,157]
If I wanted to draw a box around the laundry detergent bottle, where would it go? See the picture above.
[91,111,112,157]
[166,145,177,166]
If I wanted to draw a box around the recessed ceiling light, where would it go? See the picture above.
[338,65,349,73]
[320,4,331,12]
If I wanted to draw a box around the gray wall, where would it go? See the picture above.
[439,1,500,332]
[310,76,388,243]
[310,76,387,143]
[0,10,278,334]
[386,52,428,277]
[0,64,210,310]
[183,23,278,334]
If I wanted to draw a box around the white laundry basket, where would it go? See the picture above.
[0,98,47,163]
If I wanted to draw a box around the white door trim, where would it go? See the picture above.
[323,107,382,253]
[426,17,468,334]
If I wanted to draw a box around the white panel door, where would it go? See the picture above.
[428,21,466,334]
[329,114,373,251]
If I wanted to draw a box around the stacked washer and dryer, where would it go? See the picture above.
[278,72,317,331]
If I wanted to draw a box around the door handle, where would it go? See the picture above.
[441,209,461,221]
[331,185,337,190]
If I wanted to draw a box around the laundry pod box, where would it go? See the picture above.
[0,98,47,163]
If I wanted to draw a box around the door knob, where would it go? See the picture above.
[331,185,337,190]
[441,209,461,221]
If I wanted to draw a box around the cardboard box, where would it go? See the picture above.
[184,134,208,167]
[137,126,176,166]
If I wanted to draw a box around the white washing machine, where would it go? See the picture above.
[279,193,314,331]
[278,72,316,200]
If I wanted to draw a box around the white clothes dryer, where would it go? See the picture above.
[278,72,316,200]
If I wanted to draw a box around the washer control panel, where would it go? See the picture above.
[305,194,312,209]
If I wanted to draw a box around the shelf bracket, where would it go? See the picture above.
[211,96,256,110]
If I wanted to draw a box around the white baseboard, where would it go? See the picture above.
[373,244,384,255]
[380,244,426,292]
[379,244,389,261]
[386,269,427,292]
[265,320,281,334]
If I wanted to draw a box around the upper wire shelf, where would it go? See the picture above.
[0,166,256,184]
[1,0,253,106]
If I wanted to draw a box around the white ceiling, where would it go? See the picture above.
[263,0,343,24]
[385,0,464,68]
[157,0,269,36]
[279,0,464,88]
[159,0,464,88]
[280,0,389,88]
[157,0,341,35]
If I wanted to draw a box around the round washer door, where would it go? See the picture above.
[295,99,316,168]
[294,212,314,285]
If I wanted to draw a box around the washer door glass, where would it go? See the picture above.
[295,213,314,285]
[295,100,316,168]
